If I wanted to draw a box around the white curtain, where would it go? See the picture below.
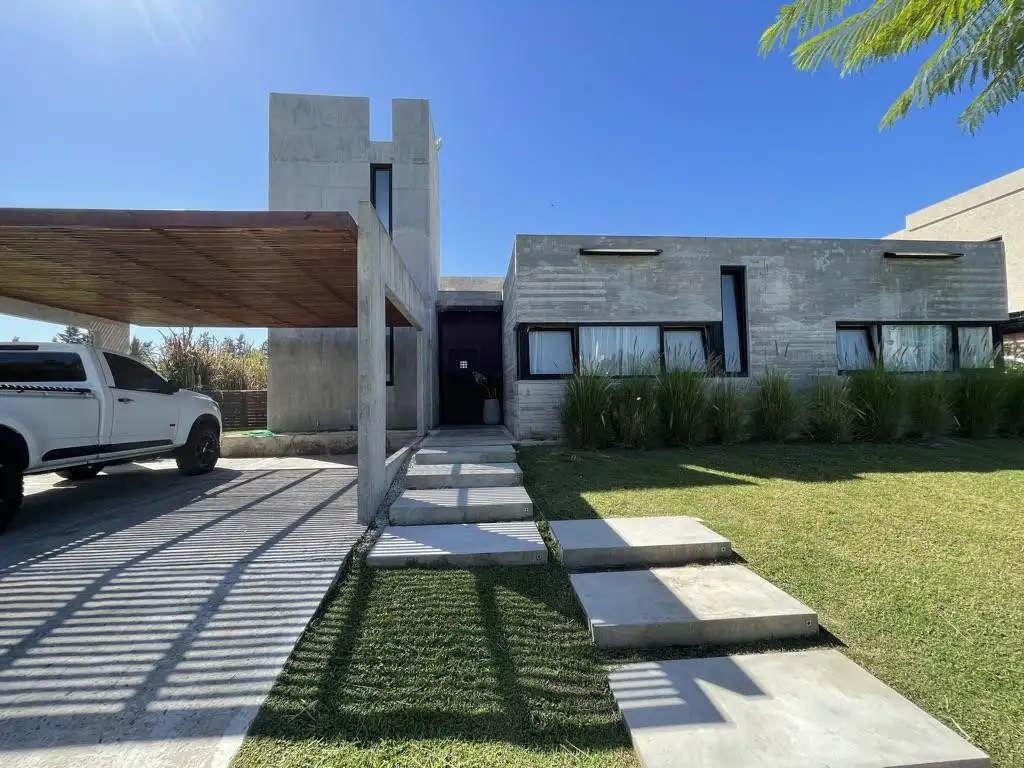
[664,329,707,371]
[528,330,573,374]
[958,326,994,368]
[882,325,952,371]
[579,326,659,375]
[836,328,873,371]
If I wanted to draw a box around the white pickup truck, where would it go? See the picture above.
[0,343,222,532]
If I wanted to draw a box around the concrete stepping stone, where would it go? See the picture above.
[390,486,533,525]
[415,444,516,465]
[366,521,547,568]
[405,462,522,490]
[570,564,817,649]
[550,516,731,569]
[608,649,989,768]
[422,428,512,447]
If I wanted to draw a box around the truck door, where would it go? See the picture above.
[100,352,180,453]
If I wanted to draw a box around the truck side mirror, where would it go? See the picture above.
[164,379,181,394]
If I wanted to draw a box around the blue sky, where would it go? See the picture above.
[1,0,1020,346]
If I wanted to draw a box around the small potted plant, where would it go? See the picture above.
[473,371,502,425]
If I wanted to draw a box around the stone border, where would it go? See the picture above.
[221,430,417,458]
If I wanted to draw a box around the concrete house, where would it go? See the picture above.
[267,93,1008,441]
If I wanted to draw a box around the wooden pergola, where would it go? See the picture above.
[0,207,411,327]
[0,204,434,523]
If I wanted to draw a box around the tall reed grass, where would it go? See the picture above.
[558,365,613,450]
[657,368,707,446]
[849,361,905,442]
[707,379,746,444]
[806,377,855,443]
[752,369,801,441]
[906,374,953,439]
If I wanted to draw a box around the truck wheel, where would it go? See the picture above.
[0,465,23,534]
[57,465,105,481]
[176,422,220,476]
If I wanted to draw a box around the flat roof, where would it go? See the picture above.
[0,208,410,327]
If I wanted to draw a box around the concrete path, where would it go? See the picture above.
[370,427,545,566]
[1,462,363,768]
[608,650,989,768]
[570,564,818,649]
[550,516,731,569]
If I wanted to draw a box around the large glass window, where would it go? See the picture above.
[721,268,747,374]
[104,353,169,392]
[958,326,995,368]
[528,329,573,375]
[664,329,707,371]
[881,325,953,371]
[579,326,659,375]
[0,351,87,383]
[836,327,875,371]
[370,165,392,234]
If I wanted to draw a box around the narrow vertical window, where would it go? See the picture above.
[720,267,747,374]
[386,327,394,385]
[370,164,392,234]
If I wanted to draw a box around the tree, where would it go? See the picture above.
[53,326,92,345]
[130,336,157,365]
[9,337,19,343]
[760,0,1024,132]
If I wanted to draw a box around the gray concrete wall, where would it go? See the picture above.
[887,167,1024,313]
[501,246,520,439]
[267,94,440,431]
[507,234,1007,439]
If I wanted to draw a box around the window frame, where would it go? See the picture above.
[660,326,712,372]
[517,322,717,380]
[719,266,749,376]
[835,324,879,374]
[835,321,1002,374]
[370,163,393,235]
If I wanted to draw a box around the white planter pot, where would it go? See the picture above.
[482,398,501,425]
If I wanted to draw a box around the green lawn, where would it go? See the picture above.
[520,439,1024,768]
[234,562,637,768]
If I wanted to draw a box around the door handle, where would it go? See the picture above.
[118,397,134,403]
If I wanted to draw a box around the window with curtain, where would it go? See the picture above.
[579,326,659,375]
[836,327,874,371]
[664,329,707,371]
[881,325,953,371]
[958,326,995,367]
[528,329,573,375]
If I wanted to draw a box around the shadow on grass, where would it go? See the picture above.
[519,439,1024,520]
[245,561,630,752]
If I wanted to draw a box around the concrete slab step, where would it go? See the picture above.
[404,462,522,490]
[390,486,533,525]
[366,522,547,568]
[549,516,731,569]
[414,444,516,465]
[570,564,817,650]
[608,650,989,768]
[422,427,512,447]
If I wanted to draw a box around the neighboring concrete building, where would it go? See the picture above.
[888,167,1023,311]
[264,93,1010,441]
[887,167,1023,349]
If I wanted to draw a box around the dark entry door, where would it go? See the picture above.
[438,310,502,425]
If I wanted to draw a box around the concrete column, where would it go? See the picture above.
[357,227,386,525]
[88,319,131,355]
[416,329,426,437]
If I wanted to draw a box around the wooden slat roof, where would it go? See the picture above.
[0,208,410,327]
